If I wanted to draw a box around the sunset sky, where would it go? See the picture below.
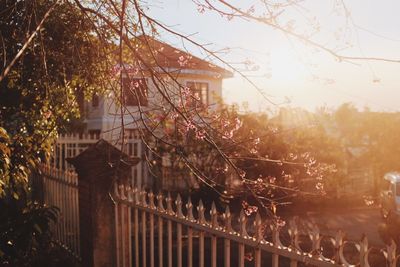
[150,1,400,113]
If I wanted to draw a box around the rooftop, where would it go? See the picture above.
[122,35,233,78]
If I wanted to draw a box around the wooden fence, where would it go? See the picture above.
[52,133,99,171]
[37,164,80,258]
[114,184,399,267]
[53,133,148,188]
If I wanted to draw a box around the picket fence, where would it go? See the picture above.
[53,133,147,188]
[36,162,400,267]
[113,184,399,267]
[37,164,80,258]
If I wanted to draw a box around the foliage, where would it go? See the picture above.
[0,0,396,236]
[151,104,340,212]
[0,0,110,265]
[149,103,242,191]
[334,103,400,194]
[0,0,111,199]
[0,201,60,266]
[62,0,399,216]
[0,0,397,265]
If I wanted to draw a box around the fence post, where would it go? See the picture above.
[67,139,139,267]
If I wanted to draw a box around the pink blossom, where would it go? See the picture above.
[193,92,200,101]
[222,130,233,139]
[315,182,324,191]
[250,148,258,154]
[182,86,191,97]
[170,112,179,120]
[242,201,258,216]
[269,176,276,184]
[131,81,140,88]
[184,120,197,132]
[244,252,253,261]
[195,129,206,140]
[363,196,374,206]
[221,119,230,128]
[276,217,286,228]
[212,114,220,120]
[234,117,242,130]
[178,55,191,67]
[110,65,121,77]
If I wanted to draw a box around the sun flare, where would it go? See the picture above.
[270,48,307,82]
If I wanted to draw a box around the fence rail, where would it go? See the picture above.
[33,162,400,267]
[53,133,148,188]
[38,164,80,258]
[114,184,399,267]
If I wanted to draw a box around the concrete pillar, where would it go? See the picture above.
[67,139,139,267]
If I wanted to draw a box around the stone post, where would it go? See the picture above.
[67,139,140,267]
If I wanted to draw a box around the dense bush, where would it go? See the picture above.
[0,200,68,266]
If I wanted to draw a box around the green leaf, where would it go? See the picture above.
[12,192,19,200]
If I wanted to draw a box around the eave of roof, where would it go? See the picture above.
[133,35,233,79]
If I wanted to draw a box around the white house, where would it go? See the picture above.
[62,36,233,189]
[83,36,233,141]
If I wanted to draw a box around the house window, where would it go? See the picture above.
[123,77,148,106]
[125,129,140,139]
[186,82,209,106]
[88,129,101,139]
[92,93,99,107]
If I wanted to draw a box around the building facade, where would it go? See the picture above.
[83,37,232,141]
[69,37,233,190]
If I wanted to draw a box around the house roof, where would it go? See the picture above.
[129,35,233,78]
